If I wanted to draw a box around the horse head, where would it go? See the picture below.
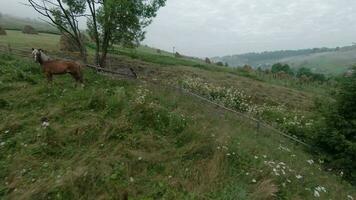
[32,48,50,63]
[31,48,42,63]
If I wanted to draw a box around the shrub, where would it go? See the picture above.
[130,88,187,135]
[216,61,224,66]
[22,25,38,34]
[59,34,88,52]
[271,63,293,75]
[175,52,182,58]
[182,77,252,112]
[205,57,211,64]
[313,68,356,184]
[60,34,79,52]
[0,26,6,35]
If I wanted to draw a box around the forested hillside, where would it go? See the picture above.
[213,45,356,74]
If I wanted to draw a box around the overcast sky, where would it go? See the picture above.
[1,0,356,57]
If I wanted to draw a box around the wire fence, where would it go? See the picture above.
[0,43,311,148]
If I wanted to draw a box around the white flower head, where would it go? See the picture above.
[296,175,303,179]
[347,195,354,200]
[307,159,314,165]
[314,190,320,198]
[42,121,50,128]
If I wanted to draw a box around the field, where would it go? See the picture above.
[0,30,60,51]
[0,31,355,199]
[0,14,59,34]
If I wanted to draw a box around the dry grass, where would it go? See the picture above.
[250,179,279,200]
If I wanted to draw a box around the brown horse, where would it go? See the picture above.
[32,48,84,84]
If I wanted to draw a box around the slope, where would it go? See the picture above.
[0,52,355,199]
[0,14,59,34]
[214,46,356,75]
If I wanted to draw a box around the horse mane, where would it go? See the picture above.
[39,51,51,62]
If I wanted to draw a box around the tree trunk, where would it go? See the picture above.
[87,0,100,66]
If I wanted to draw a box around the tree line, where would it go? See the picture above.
[269,63,326,82]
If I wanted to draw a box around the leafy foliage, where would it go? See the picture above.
[271,63,294,75]
[87,0,166,66]
[314,68,356,184]
[297,67,326,82]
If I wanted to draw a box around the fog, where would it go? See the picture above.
[1,0,356,57]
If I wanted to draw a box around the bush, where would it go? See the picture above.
[59,34,88,52]
[0,26,6,35]
[271,63,294,75]
[297,67,326,82]
[216,62,224,66]
[175,52,182,58]
[313,68,356,184]
[130,88,187,135]
[22,25,38,34]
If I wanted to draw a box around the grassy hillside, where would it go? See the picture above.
[0,14,59,34]
[214,46,356,75]
[1,54,355,199]
[0,30,60,50]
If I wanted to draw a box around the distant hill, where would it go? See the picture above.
[212,45,356,75]
[0,14,59,34]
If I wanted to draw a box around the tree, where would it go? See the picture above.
[216,62,224,66]
[205,57,211,64]
[28,0,166,67]
[27,0,88,61]
[314,67,356,183]
[224,62,229,67]
[22,25,38,34]
[297,67,326,82]
[86,0,166,67]
[296,67,312,78]
[0,26,6,35]
[271,63,294,75]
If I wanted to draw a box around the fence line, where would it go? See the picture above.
[0,44,311,148]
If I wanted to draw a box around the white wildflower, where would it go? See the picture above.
[314,190,320,198]
[263,155,267,158]
[252,179,257,183]
[296,175,303,179]
[315,186,326,193]
[129,177,134,182]
[138,157,143,161]
[42,121,50,128]
[307,160,314,165]
[5,130,9,134]
[347,195,354,200]
[254,156,258,159]
[0,142,5,146]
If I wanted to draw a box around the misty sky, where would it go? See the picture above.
[1,0,356,57]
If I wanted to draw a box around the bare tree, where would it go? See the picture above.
[27,0,87,61]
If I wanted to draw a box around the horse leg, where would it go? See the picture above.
[46,73,53,84]
[75,71,84,87]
